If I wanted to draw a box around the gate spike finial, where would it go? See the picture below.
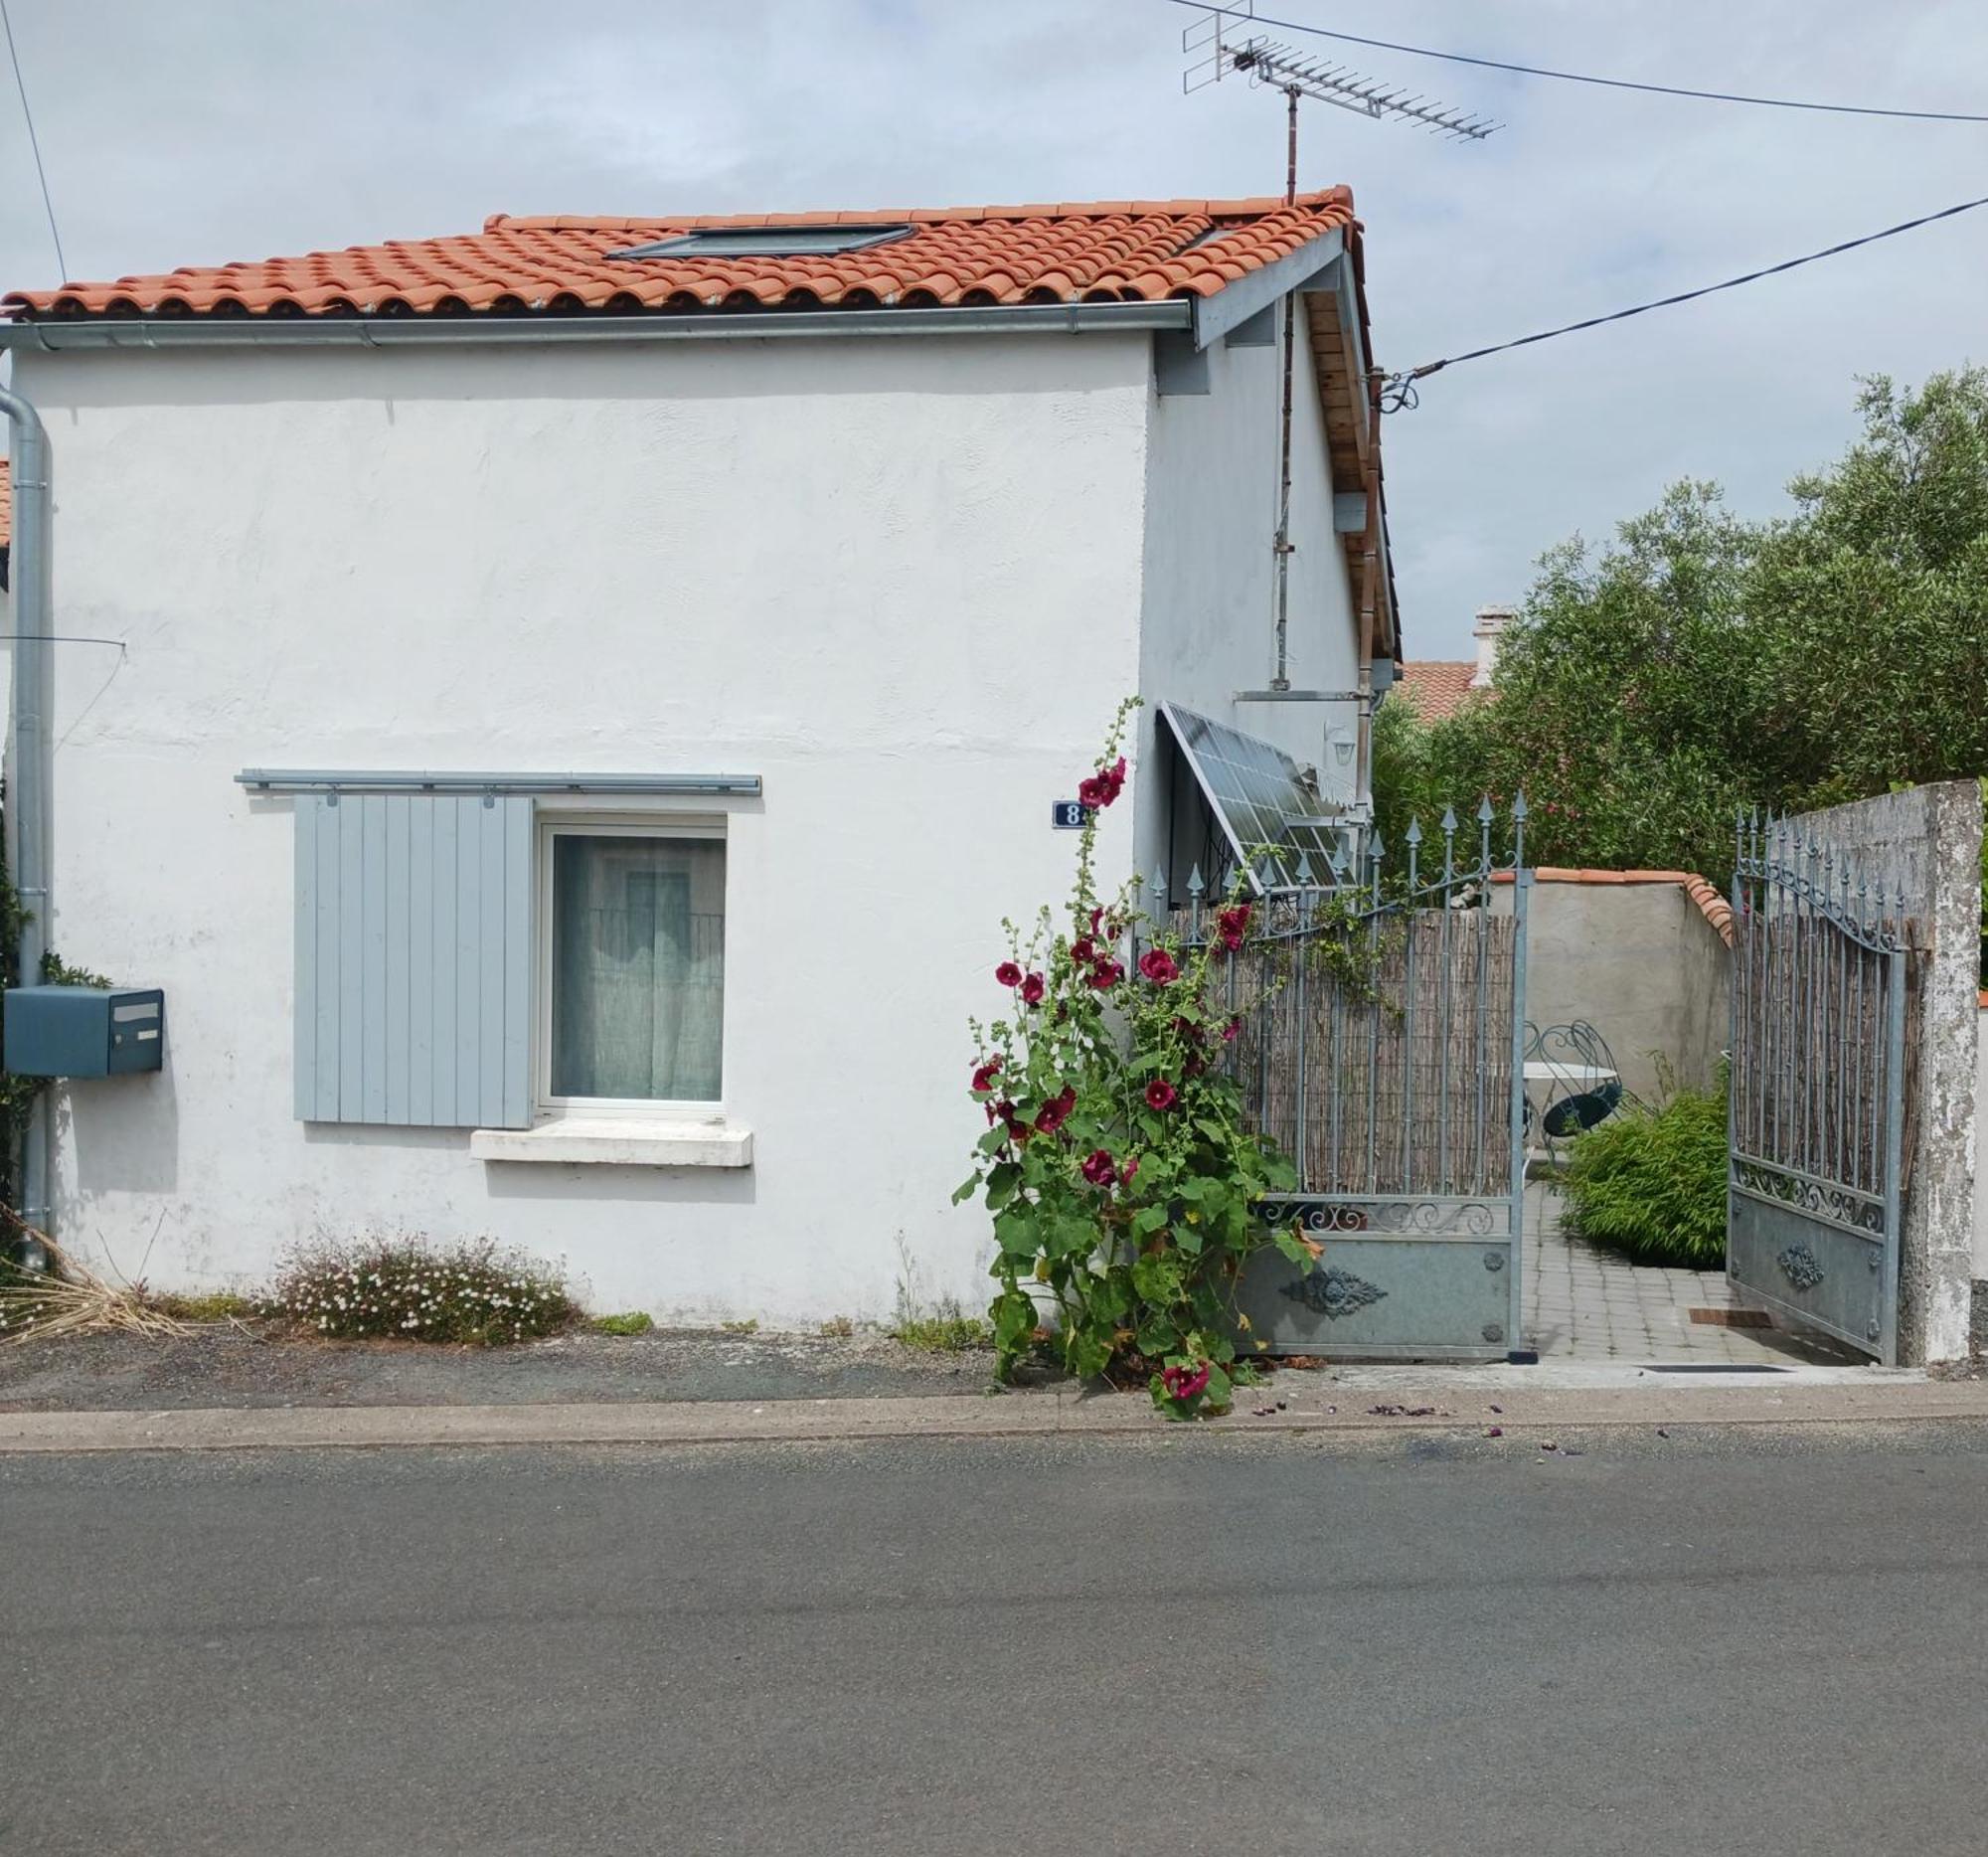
[1295,850,1314,887]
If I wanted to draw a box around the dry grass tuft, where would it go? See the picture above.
[0,1213,192,1346]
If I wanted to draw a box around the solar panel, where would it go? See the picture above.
[1159,703,1354,893]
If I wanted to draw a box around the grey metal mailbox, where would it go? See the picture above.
[3,985,165,1078]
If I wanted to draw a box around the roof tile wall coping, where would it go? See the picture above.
[1490,866,1735,946]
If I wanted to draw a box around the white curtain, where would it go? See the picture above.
[551,835,724,1101]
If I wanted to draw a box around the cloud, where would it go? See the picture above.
[1,0,1981,652]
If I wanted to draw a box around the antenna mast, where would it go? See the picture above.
[1181,4,1495,705]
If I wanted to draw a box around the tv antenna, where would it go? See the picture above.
[1177,6,1494,701]
[1182,7,1498,144]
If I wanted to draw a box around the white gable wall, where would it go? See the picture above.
[1132,310,1362,892]
[12,332,1156,1322]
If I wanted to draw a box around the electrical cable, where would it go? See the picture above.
[1169,2,1988,123]
[1,0,65,279]
[1381,190,1988,410]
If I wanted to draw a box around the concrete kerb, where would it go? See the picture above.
[5,1375,1988,1453]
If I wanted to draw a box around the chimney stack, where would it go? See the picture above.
[1471,604,1516,689]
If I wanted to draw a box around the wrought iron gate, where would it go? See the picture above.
[1728,814,1911,1362]
[1156,797,1532,1361]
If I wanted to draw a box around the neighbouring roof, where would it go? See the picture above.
[3,190,1359,320]
[1395,661,1481,721]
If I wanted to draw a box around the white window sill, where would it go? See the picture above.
[469,1118,752,1168]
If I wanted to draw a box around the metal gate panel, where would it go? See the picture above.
[1728,815,1909,1362]
[1152,798,1531,1362]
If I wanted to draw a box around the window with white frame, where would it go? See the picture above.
[283,781,750,1132]
[542,823,726,1107]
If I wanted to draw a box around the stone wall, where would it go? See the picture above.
[1798,783,1981,1367]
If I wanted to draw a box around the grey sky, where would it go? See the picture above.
[2,0,1982,657]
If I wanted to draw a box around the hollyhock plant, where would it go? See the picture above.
[957,697,1299,1420]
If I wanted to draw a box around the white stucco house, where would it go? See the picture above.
[0,188,1404,1322]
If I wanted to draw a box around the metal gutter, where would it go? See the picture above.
[0,301,1191,353]
[0,382,53,1245]
[236,770,762,797]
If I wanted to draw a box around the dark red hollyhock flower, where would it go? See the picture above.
[1087,906,1105,935]
[1145,1079,1178,1111]
[1077,756,1127,811]
[1138,948,1181,985]
[1222,1016,1242,1044]
[1087,958,1124,991]
[1020,971,1047,1005]
[1120,1154,1141,1187]
[1035,1086,1077,1135]
[971,1059,1002,1093]
[1161,1360,1211,1402]
[995,960,1024,988]
[1079,1149,1116,1186]
[1071,936,1097,965]
[1217,904,1251,952]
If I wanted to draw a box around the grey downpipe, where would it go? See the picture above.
[0,382,52,1246]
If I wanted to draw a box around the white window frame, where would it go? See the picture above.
[533,810,729,1123]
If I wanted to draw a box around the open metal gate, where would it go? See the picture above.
[1728,815,1911,1362]
[1157,798,1532,1361]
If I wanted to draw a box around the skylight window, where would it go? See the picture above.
[609,225,913,260]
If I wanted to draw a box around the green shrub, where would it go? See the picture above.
[1560,1066,1728,1268]
[589,1310,655,1336]
[262,1237,577,1344]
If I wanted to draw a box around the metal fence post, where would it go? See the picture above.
[1506,793,1530,1358]
[1880,939,1905,1365]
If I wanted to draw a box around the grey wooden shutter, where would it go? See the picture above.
[293,793,534,1127]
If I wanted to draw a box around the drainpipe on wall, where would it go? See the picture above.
[1,382,54,1253]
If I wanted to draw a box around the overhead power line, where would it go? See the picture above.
[1166,3,1988,123]
[1384,190,1988,409]
[1,0,66,280]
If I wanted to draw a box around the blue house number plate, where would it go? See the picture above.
[1052,801,1091,829]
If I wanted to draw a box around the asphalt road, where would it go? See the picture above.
[5,1427,1988,1856]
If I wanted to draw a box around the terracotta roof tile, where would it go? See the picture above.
[1395,661,1481,720]
[4,189,1359,321]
